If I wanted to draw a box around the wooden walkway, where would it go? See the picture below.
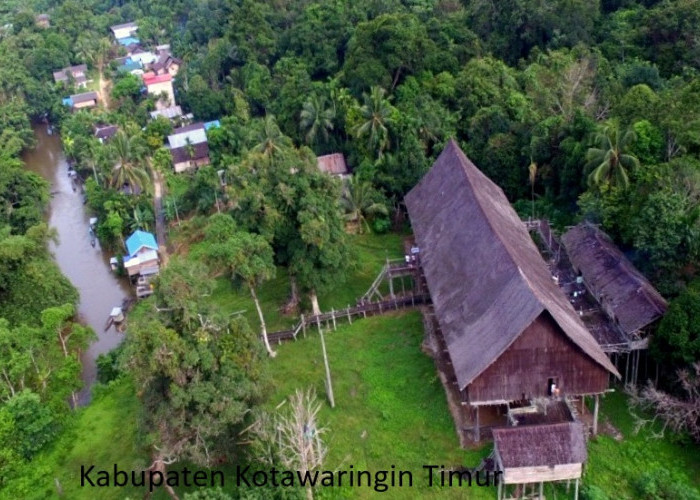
[266,257,431,343]
[267,293,431,343]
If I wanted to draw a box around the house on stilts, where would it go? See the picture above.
[560,223,667,385]
[405,140,621,499]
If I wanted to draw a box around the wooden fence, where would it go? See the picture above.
[266,292,431,344]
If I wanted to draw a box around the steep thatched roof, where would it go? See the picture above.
[562,223,667,334]
[405,140,619,390]
[493,422,587,468]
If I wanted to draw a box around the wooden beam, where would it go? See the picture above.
[474,406,480,442]
[593,394,600,435]
[575,477,580,500]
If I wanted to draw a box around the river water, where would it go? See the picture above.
[23,125,132,405]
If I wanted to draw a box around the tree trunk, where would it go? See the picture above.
[290,274,300,305]
[251,286,276,357]
[310,290,321,316]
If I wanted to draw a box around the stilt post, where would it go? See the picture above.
[593,394,600,435]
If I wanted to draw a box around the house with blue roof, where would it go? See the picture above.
[124,230,160,277]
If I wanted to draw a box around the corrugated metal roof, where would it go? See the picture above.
[150,106,183,120]
[143,73,172,85]
[317,153,348,175]
[117,36,140,46]
[126,230,158,257]
[70,91,98,104]
[405,140,620,390]
[168,123,207,148]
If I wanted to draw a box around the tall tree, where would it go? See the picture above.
[107,131,151,192]
[299,94,335,147]
[352,86,394,159]
[586,122,640,189]
[202,214,277,356]
[340,177,388,234]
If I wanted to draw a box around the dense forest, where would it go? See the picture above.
[1,0,700,498]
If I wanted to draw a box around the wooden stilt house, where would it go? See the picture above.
[405,140,621,441]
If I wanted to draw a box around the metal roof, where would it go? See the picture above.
[125,230,158,257]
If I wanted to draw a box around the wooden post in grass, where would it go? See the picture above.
[347,305,352,324]
[331,309,337,331]
[318,321,335,408]
[301,314,306,338]
[593,394,600,435]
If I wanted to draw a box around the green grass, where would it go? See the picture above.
[585,390,700,499]
[265,310,494,499]
[1,378,150,500]
[198,232,407,333]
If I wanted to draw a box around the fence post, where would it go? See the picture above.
[347,305,352,324]
[331,308,337,331]
[378,301,383,314]
[301,314,306,338]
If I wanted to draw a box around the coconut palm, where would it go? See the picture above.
[299,94,335,146]
[586,122,640,189]
[353,86,394,159]
[252,115,293,163]
[107,131,151,192]
[341,177,389,234]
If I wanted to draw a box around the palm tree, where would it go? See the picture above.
[253,115,293,163]
[107,131,151,192]
[299,94,335,147]
[341,177,388,234]
[586,122,640,189]
[353,86,394,159]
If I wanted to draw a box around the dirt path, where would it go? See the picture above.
[152,170,169,266]
[98,71,110,109]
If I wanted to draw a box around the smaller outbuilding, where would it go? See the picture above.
[111,21,138,41]
[143,73,175,110]
[94,124,119,143]
[493,422,587,500]
[167,123,210,173]
[65,91,98,110]
[36,13,50,28]
[53,64,88,87]
[317,153,349,177]
[124,230,159,277]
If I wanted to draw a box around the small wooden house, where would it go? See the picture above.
[67,91,98,110]
[124,230,159,277]
[143,73,175,110]
[317,153,349,177]
[111,21,138,41]
[167,123,210,172]
[53,64,88,87]
[493,422,587,499]
[405,140,620,441]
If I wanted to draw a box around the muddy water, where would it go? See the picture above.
[23,125,132,405]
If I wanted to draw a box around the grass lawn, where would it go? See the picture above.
[197,231,408,333]
[1,378,150,500]
[265,310,495,499]
[584,390,700,499]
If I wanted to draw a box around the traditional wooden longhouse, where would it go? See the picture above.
[562,223,667,343]
[405,140,620,441]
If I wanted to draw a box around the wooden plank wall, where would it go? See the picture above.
[468,312,609,403]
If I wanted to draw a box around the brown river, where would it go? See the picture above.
[23,124,132,405]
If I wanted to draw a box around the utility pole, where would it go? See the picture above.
[317,322,335,408]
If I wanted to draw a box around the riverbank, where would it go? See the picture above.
[23,124,132,404]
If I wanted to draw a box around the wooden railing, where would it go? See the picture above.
[266,292,431,343]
